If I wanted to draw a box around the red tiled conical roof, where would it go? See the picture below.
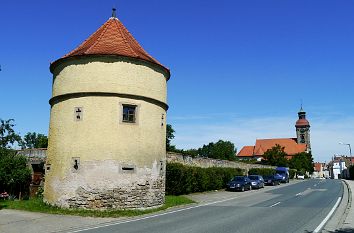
[50,16,170,79]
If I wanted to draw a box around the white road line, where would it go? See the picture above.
[269,202,281,207]
[65,195,242,233]
[295,192,302,196]
[313,197,342,233]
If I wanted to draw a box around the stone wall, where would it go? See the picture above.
[67,178,165,209]
[167,152,275,173]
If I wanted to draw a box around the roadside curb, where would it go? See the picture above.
[322,179,350,232]
[341,180,352,227]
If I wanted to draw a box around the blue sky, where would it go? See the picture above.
[1,1,354,162]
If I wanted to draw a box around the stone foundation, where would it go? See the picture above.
[67,179,165,209]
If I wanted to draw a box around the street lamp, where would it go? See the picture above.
[339,142,352,166]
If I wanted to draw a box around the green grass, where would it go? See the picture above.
[0,196,195,218]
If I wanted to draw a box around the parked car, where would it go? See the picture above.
[297,174,305,180]
[275,167,289,183]
[248,175,264,189]
[263,175,281,186]
[227,176,252,192]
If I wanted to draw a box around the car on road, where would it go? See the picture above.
[248,175,264,189]
[275,167,289,183]
[227,176,252,192]
[297,174,305,180]
[263,175,281,186]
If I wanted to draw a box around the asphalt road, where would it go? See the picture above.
[65,179,343,233]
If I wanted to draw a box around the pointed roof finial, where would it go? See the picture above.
[112,8,117,18]
[299,99,304,112]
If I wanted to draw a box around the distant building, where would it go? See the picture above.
[17,148,46,197]
[332,161,347,179]
[330,155,352,179]
[312,162,329,178]
[237,107,311,160]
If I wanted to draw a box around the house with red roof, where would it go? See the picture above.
[237,108,311,161]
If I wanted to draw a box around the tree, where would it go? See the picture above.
[166,124,176,151]
[20,132,48,149]
[263,144,288,167]
[198,140,236,160]
[0,119,32,197]
[0,119,21,149]
[289,152,314,173]
[0,150,31,197]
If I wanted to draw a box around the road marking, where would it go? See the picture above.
[313,197,342,233]
[269,202,281,207]
[295,192,302,196]
[64,195,243,233]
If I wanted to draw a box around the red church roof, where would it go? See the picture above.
[254,138,307,156]
[50,15,170,78]
[237,146,255,157]
[237,138,307,158]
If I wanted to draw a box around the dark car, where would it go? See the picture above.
[227,176,252,192]
[248,175,264,189]
[263,175,281,186]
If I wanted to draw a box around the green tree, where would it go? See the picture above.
[166,124,176,151]
[289,152,314,173]
[0,150,31,196]
[20,132,48,149]
[0,119,21,149]
[263,144,288,167]
[182,148,199,157]
[198,140,236,160]
[0,119,31,197]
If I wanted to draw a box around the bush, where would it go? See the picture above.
[166,163,244,195]
[349,165,354,180]
[248,168,275,176]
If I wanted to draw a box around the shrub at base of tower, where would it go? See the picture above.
[166,163,244,195]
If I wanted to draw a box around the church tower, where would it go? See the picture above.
[44,9,170,209]
[295,107,311,152]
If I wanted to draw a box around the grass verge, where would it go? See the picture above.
[0,195,195,218]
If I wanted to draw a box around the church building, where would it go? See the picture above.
[44,9,170,209]
[237,107,311,161]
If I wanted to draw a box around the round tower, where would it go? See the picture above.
[295,107,311,152]
[44,10,170,209]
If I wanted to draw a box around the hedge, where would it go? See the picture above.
[166,163,244,195]
[248,168,275,176]
[349,165,354,180]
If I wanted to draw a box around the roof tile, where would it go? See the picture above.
[51,17,169,77]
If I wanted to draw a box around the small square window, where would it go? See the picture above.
[122,105,136,123]
[74,107,83,121]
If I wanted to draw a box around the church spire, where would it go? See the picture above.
[295,107,311,152]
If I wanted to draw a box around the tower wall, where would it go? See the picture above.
[44,57,168,209]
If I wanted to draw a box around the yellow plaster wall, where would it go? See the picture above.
[44,58,168,207]
[52,57,167,103]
